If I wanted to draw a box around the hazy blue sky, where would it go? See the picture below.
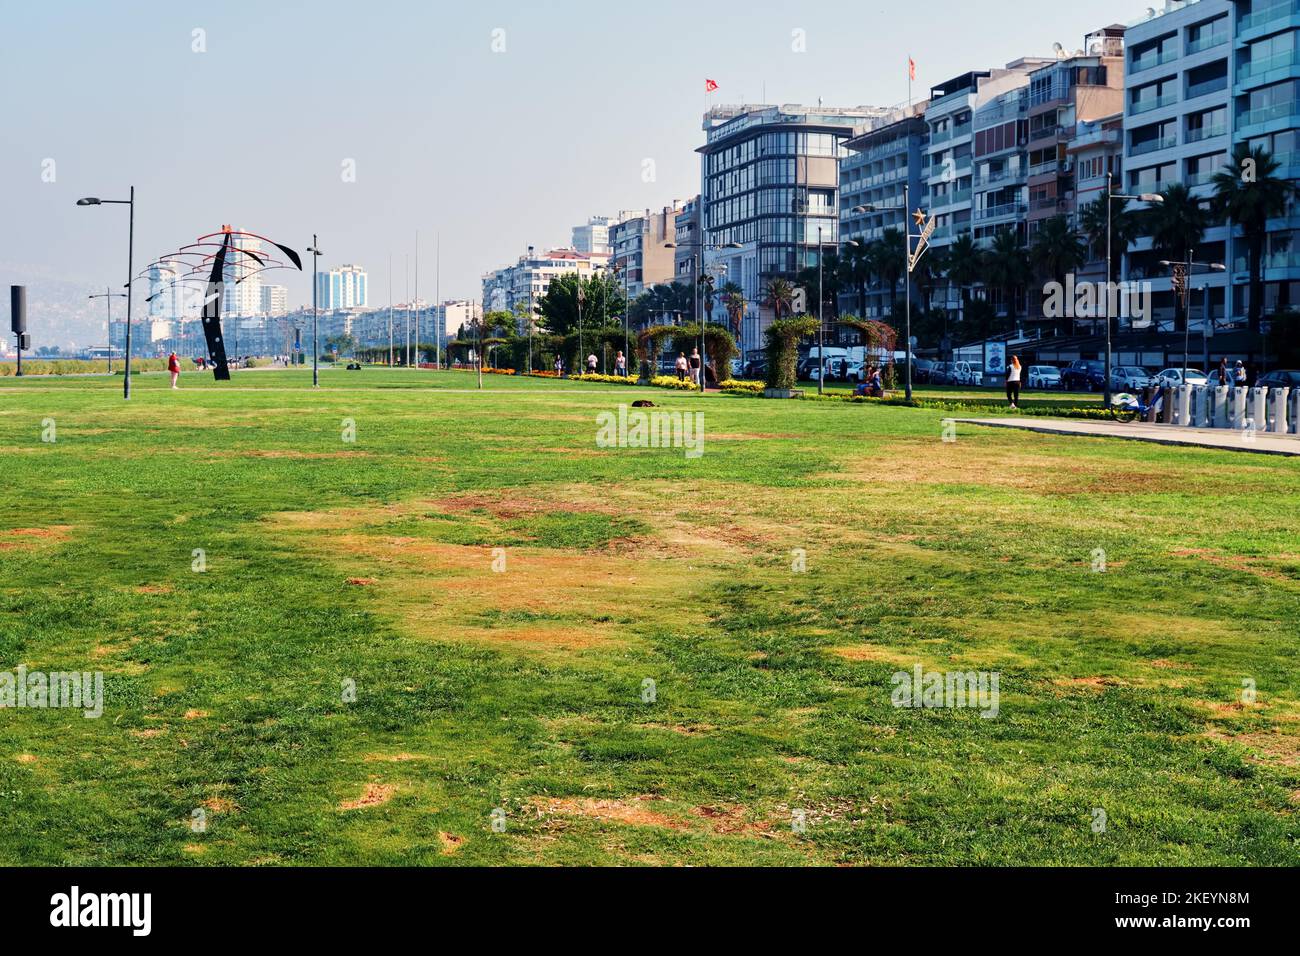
[3,0,1143,314]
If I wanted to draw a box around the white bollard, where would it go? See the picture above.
[1230,386,1248,430]
[1176,384,1193,426]
[1196,386,1213,427]
[1250,387,1268,432]
[1291,388,1300,435]
[1213,386,1230,428]
[1268,387,1289,434]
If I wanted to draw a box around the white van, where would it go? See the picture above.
[951,361,984,386]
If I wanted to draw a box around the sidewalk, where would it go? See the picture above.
[955,417,1300,457]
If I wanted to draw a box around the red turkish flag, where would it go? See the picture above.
[705,79,719,93]
[908,58,916,81]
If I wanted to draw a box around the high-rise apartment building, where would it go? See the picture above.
[572,216,620,255]
[481,248,610,319]
[316,264,368,310]
[697,103,891,354]
[261,284,288,316]
[609,202,686,304]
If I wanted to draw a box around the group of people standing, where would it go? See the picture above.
[553,350,629,377]
[674,349,703,386]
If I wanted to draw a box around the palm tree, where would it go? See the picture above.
[944,234,985,328]
[842,242,872,315]
[765,277,795,320]
[1079,194,1137,281]
[1147,183,1209,330]
[1213,144,1295,332]
[984,228,1031,333]
[720,281,746,336]
[1030,215,1087,323]
[697,272,716,325]
[871,228,906,318]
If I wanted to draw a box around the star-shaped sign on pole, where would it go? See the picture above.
[912,208,927,229]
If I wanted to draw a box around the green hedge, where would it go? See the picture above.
[0,358,170,376]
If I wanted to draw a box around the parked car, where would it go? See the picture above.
[912,359,936,384]
[1257,369,1300,388]
[1109,365,1156,391]
[929,361,953,385]
[1026,365,1062,390]
[742,359,768,380]
[950,361,984,386]
[843,361,868,383]
[1154,368,1208,387]
[1060,359,1107,391]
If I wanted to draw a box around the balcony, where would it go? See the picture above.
[1238,0,1300,33]
[1237,48,1300,82]
[1130,135,1178,157]
[1187,32,1228,55]
[1027,160,1065,178]
[1027,124,1063,145]
[974,168,1026,188]
[1130,48,1178,74]
[975,202,1027,222]
[1185,124,1226,144]
[1238,99,1300,127]
[1030,196,1068,213]
[1185,169,1220,188]
[1186,76,1228,99]
[1130,92,1177,114]
[930,187,972,208]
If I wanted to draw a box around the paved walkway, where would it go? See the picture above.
[956,417,1300,457]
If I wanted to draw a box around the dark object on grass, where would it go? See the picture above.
[631,400,656,408]
[347,362,362,370]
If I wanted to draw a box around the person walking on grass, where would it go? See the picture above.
[167,351,181,389]
[1006,355,1022,410]
[675,352,688,382]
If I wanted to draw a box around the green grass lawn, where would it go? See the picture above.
[1,367,1297,865]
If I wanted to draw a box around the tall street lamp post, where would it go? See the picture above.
[1106,173,1164,405]
[77,189,135,399]
[853,187,925,401]
[88,287,125,373]
[664,240,741,392]
[1160,258,1226,385]
[308,235,323,387]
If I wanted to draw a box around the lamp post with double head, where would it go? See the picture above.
[88,287,126,373]
[77,190,135,399]
[1160,258,1226,386]
[853,188,924,401]
[307,236,323,387]
[1105,174,1164,404]
[664,240,741,392]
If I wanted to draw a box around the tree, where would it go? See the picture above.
[719,281,746,336]
[870,228,906,318]
[1079,194,1137,280]
[984,228,1031,333]
[1029,215,1086,322]
[841,242,873,315]
[1146,183,1209,330]
[629,282,693,328]
[537,272,621,336]
[697,272,717,325]
[1213,144,1295,332]
[765,277,795,320]
[944,234,985,329]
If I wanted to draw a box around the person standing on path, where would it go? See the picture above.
[689,348,702,387]
[675,353,688,381]
[167,351,181,389]
[615,351,627,377]
[1005,355,1022,409]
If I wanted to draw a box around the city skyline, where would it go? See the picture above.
[3,0,1141,345]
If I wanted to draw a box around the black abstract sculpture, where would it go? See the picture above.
[141,227,303,381]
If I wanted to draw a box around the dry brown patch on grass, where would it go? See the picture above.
[135,584,173,595]
[438,832,465,855]
[129,729,165,739]
[532,795,690,831]
[642,723,716,736]
[339,783,398,811]
[206,449,374,460]
[1053,676,1126,689]
[182,844,206,856]
[828,644,919,667]
[1207,729,1300,767]
[692,804,775,836]
[1169,548,1299,584]
[346,577,377,586]
[0,525,73,550]
[203,797,237,814]
[363,753,425,763]
[183,709,209,720]
[14,754,38,764]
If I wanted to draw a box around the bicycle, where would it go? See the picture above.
[1109,388,1164,424]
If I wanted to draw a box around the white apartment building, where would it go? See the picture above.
[609,201,687,303]
[261,284,288,316]
[316,264,369,310]
[481,248,610,322]
[572,216,621,255]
